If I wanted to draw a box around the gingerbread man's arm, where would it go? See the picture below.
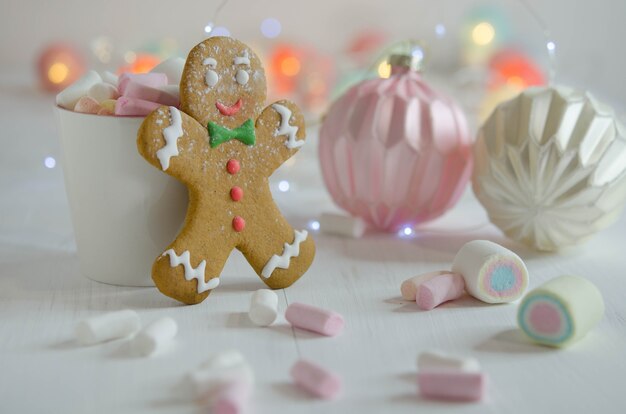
[254,100,307,175]
[137,106,211,186]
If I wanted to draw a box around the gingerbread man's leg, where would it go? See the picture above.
[238,194,315,289]
[152,194,236,305]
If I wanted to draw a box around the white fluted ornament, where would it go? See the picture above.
[474,86,626,251]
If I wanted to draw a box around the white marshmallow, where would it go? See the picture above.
[101,71,119,86]
[248,289,278,326]
[187,360,255,398]
[132,316,177,356]
[200,349,246,371]
[88,82,120,103]
[158,84,180,100]
[56,70,102,109]
[320,212,366,238]
[417,351,481,372]
[75,309,140,345]
[452,240,529,303]
[150,57,186,84]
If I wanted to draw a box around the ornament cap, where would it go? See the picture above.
[389,52,423,72]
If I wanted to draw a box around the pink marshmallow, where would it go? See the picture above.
[285,302,344,336]
[73,96,101,114]
[114,96,161,116]
[401,270,450,300]
[416,273,465,310]
[210,379,252,414]
[123,80,179,106]
[118,72,168,95]
[290,359,342,400]
[418,370,486,402]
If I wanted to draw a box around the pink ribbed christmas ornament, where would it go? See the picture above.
[319,54,473,232]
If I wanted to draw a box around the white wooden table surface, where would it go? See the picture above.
[1,73,625,414]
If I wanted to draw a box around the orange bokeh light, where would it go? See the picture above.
[117,53,161,74]
[489,49,545,90]
[270,46,302,94]
[280,56,301,77]
[37,44,86,93]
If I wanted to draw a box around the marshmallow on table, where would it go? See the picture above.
[210,379,253,414]
[290,359,342,400]
[319,212,366,238]
[285,302,344,336]
[452,240,529,303]
[401,271,465,310]
[75,309,140,345]
[74,96,101,114]
[132,316,177,356]
[123,80,179,106]
[88,82,120,102]
[118,72,168,95]
[186,350,255,399]
[115,96,161,116]
[201,349,246,371]
[417,351,481,372]
[249,289,278,326]
[56,70,102,109]
[518,275,604,347]
[418,370,486,402]
[150,57,186,85]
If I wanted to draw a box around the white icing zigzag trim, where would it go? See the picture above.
[162,249,220,293]
[272,103,305,149]
[156,106,183,171]
[261,230,308,278]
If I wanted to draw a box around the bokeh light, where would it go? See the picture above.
[47,63,69,85]
[278,180,290,192]
[91,36,113,64]
[44,156,56,169]
[435,24,446,38]
[261,18,282,38]
[472,22,495,45]
[398,226,414,237]
[377,61,391,78]
[118,53,160,74]
[37,44,85,92]
[211,26,231,37]
[280,56,301,76]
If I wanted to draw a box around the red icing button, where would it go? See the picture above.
[232,216,246,232]
[226,159,240,175]
[230,186,243,201]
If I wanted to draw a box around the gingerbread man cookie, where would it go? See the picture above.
[137,37,315,305]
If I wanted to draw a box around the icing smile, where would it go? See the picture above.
[216,99,243,116]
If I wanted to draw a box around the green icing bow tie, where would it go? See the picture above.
[207,119,256,148]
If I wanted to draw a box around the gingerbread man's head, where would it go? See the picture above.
[180,37,267,130]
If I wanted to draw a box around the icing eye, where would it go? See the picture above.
[205,70,219,87]
[236,69,249,85]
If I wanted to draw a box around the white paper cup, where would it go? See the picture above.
[56,108,187,286]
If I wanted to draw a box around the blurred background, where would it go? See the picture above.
[2,0,625,119]
[1,0,625,249]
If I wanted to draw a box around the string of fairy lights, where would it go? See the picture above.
[42,1,565,240]
[517,0,557,83]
